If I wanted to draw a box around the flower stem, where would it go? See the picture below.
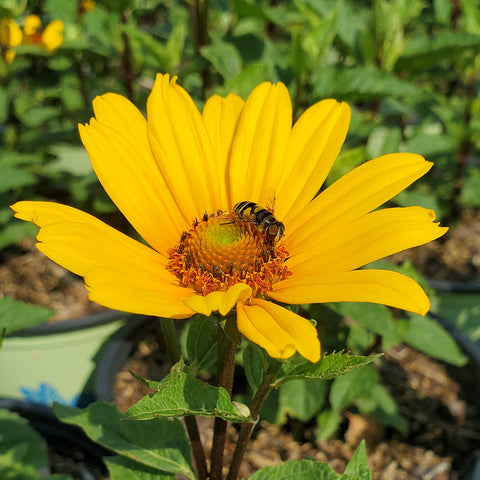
[159,317,208,480]
[210,321,237,480]
[226,359,282,480]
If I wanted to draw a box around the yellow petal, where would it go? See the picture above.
[11,201,194,318]
[184,283,252,317]
[228,82,292,206]
[147,74,221,220]
[270,269,430,315]
[236,299,321,362]
[41,20,63,51]
[0,18,23,47]
[80,101,185,254]
[23,15,41,36]
[202,93,245,207]
[11,201,171,279]
[286,153,433,256]
[85,267,194,319]
[288,206,448,272]
[276,100,351,222]
[5,49,15,62]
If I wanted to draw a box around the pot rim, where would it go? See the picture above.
[8,308,128,338]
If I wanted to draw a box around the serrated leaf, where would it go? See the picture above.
[275,352,382,387]
[124,360,250,423]
[105,456,174,480]
[343,441,372,480]
[403,314,468,366]
[249,459,340,480]
[0,297,54,334]
[53,402,194,479]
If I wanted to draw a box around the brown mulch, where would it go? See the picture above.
[0,238,104,322]
[391,210,480,284]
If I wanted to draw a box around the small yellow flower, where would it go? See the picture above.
[41,20,63,51]
[11,74,447,363]
[0,18,23,62]
[22,15,64,51]
[79,0,96,13]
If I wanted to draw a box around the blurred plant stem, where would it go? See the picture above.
[73,55,91,113]
[188,0,210,93]
[210,320,237,480]
[121,10,135,101]
[159,317,208,480]
[226,358,282,480]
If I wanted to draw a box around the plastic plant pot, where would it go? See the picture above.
[0,309,131,407]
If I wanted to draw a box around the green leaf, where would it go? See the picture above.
[0,410,48,477]
[53,402,194,479]
[461,167,480,208]
[124,360,251,423]
[0,220,37,251]
[329,366,378,411]
[366,126,402,159]
[0,297,55,334]
[45,145,93,176]
[316,409,342,440]
[105,456,174,480]
[396,32,480,70]
[403,314,468,366]
[243,342,267,391]
[276,352,381,387]
[433,292,480,342]
[278,378,327,422]
[249,459,340,480]
[312,66,419,101]
[331,303,399,343]
[343,441,372,480]
[356,384,406,431]
[45,0,77,24]
[201,38,243,79]
[181,314,217,372]
[0,165,36,192]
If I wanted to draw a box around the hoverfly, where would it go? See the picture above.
[233,200,284,244]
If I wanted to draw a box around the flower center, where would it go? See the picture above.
[166,210,292,299]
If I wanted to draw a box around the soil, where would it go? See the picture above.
[391,210,480,284]
[0,238,105,322]
[2,211,480,479]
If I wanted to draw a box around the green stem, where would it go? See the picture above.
[159,318,208,480]
[210,321,237,480]
[226,359,282,480]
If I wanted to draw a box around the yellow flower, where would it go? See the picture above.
[22,15,64,51]
[0,18,23,62]
[11,74,447,363]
